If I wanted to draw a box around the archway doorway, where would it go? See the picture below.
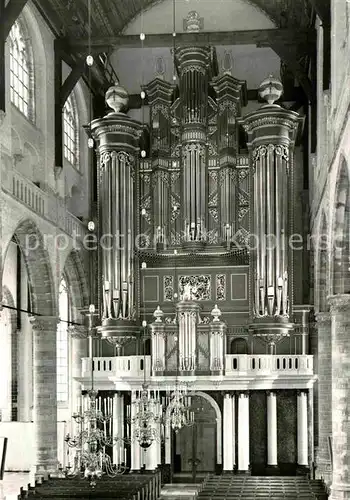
[173,394,217,477]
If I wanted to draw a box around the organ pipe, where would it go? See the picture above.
[90,83,142,342]
[239,78,303,338]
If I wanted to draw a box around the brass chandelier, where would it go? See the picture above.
[64,305,127,485]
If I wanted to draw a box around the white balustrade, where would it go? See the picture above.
[4,168,88,239]
[81,356,151,378]
[11,170,47,216]
[225,354,313,376]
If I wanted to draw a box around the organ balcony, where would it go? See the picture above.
[79,353,315,391]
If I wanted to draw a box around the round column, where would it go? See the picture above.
[113,392,124,465]
[223,393,233,472]
[315,311,332,484]
[130,391,141,472]
[267,391,278,467]
[69,326,87,419]
[297,390,309,467]
[238,392,250,473]
[29,316,59,478]
[328,295,350,500]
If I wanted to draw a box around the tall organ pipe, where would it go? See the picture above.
[90,85,142,343]
[240,85,302,338]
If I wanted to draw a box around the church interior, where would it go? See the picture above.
[0,0,349,499]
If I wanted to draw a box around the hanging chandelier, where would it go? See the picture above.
[127,385,162,448]
[64,305,127,486]
[165,383,195,433]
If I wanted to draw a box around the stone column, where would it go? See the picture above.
[29,316,59,478]
[297,390,309,468]
[69,326,87,419]
[328,295,350,500]
[145,439,159,471]
[267,391,278,468]
[237,392,250,473]
[315,311,332,484]
[113,392,124,465]
[130,391,141,472]
[223,393,233,472]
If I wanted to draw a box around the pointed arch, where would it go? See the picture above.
[62,249,89,322]
[0,286,17,421]
[3,219,57,317]
[315,211,329,311]
[331,156,350,295]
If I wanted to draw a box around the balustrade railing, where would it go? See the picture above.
[82,356,151,378]
[225,354,313,375]
[81,354,313,379]
[3,167,87,239]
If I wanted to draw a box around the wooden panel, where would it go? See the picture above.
[142,275,159,302]
[277,390,297,467]
[230,273,248,300]
[250,391,267,466]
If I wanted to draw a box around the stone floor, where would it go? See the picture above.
[1,472,30,500]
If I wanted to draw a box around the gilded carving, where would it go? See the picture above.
[178,275,211,301]
[163,275,174,302]
[216,274,226,301]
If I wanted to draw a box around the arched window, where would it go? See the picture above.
[63,93,79,168]
[9,19,34,120]
[57,277,70,402]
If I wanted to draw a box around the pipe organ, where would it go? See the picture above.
[89,30,302,354]
[240,76,303,340]
[90,86,142,344]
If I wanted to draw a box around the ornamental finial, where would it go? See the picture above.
[153,305,164,323]
[184,11,202,32]
[105,81,129,113]
[211,304,222,322]
[259,74,283,105]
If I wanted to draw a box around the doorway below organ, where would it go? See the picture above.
[173,395,217,476]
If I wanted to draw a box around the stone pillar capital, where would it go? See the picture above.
[68,325,88,339]
[328,294,350,314]
[315,311,331,325]
[29,315,59,331]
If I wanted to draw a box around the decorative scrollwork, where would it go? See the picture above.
[182,143,206,156]
[218,100,238,115]
[178,275,211,301]
[216,274,226,301]
[151,103,170,119]
[164,276,174,302]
